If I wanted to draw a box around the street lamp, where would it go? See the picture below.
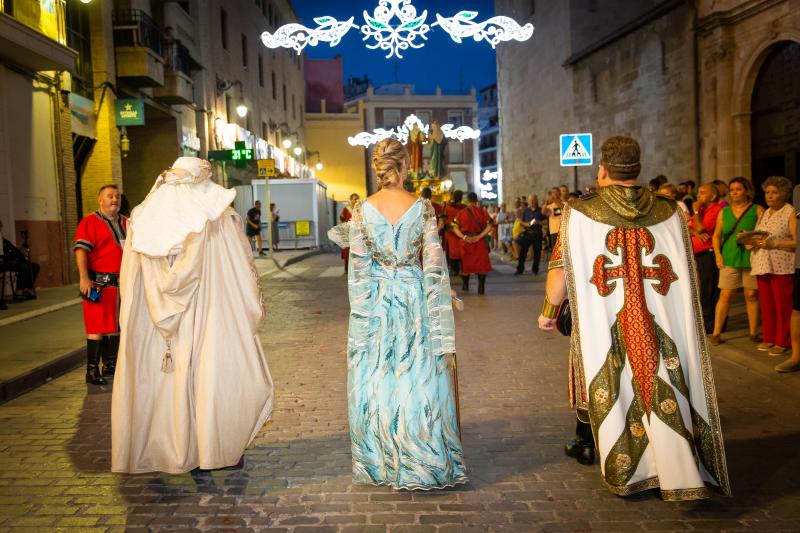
[282,138,292,149]
[216,77,248,121]
[80,0,93,3]
[305,150,323,172]
[293,146,303,157]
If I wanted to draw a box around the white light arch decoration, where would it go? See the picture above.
[261,0,534,59]
[348,113,480,147]
[479,169,501,200]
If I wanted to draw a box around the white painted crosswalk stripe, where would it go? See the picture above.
[319,267,345,278]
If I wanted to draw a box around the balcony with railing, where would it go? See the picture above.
[0,0,75,71]
[153,41,195,105]
[112,9,164,87]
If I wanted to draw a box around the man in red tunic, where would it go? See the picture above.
[339,193,359,273]
[452,192,493,294]
[443,190,466,276]
[74,184,127,385]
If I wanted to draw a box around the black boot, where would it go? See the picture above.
[461,275,470,291]
[477,274,486,295]
[564,418,595,465]
[85,339,106,385]
[102,335,119,377]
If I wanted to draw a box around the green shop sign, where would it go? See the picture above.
[115,99,145,126]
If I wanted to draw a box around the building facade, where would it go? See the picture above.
[304,56,367,201]
[495,0,800,202]
[478,83,501,202]
[1,0,81,287]
[0,0,310,288]
[345,84,479,196]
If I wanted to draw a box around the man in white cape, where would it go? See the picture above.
[538,136,730,500]
[111,157,273,474]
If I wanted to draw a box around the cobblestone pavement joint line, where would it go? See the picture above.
[1,253,799,532]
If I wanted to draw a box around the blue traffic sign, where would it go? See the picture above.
[560,133,593,167]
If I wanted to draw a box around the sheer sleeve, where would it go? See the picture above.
[422,200,456,355]
[327,222,351,249]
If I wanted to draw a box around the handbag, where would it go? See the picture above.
[556,299,571,336]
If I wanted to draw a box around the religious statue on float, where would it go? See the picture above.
[429,120,448,179]
[407,122,426,178]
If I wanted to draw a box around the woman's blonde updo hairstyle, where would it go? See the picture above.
[372,139,409,189]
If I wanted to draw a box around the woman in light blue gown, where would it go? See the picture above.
[328,139,467,491]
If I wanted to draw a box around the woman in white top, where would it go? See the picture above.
[749,176,797,355]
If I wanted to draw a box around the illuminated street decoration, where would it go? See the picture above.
[362,0,431,59]
[261,16,358,55]
[347,114,481,147]
[261,0,534,59]
[480,169,501,200]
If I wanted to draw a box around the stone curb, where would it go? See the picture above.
[0,346,85,405]
[0,298,82,328]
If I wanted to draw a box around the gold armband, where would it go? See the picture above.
[541,298,559,319]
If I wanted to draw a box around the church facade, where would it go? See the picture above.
[495,0,800,201]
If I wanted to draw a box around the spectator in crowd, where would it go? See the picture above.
[543,188,564,250]
[712,179,730,207]
[246,201,263,255]
[648,177,662,192]
[511,198,526,261]
[488,204,499,250]
[776,183,800,373]
[749,176,796,356]
[0,219,40,306]
[515,194,545,275]
[710,177,763,346]
[680,180,697,214]
[270,203,280,251]
[658,183,689,214]
[496,203,513,256]
[689,184,723,333]
[559,185,569,202]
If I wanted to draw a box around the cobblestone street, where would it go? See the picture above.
[1,253,800,532]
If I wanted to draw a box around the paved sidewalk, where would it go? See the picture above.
[0,253,798,531]
[0,250,323,403]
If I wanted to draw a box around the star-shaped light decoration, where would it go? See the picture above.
[261,0,533,59]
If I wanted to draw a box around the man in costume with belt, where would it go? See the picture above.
[538,136,730,500]
[74,184,127,385]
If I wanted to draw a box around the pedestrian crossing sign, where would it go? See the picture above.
[560,133,593,167]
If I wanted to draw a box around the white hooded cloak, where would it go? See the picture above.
[111,157,273,473]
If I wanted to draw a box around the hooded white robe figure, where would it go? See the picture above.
[111,157,273,473]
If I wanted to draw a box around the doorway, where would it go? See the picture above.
[750,41,800,204]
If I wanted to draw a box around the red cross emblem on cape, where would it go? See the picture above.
[590,227,678,411]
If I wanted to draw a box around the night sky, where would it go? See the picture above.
[291,0,498,94]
